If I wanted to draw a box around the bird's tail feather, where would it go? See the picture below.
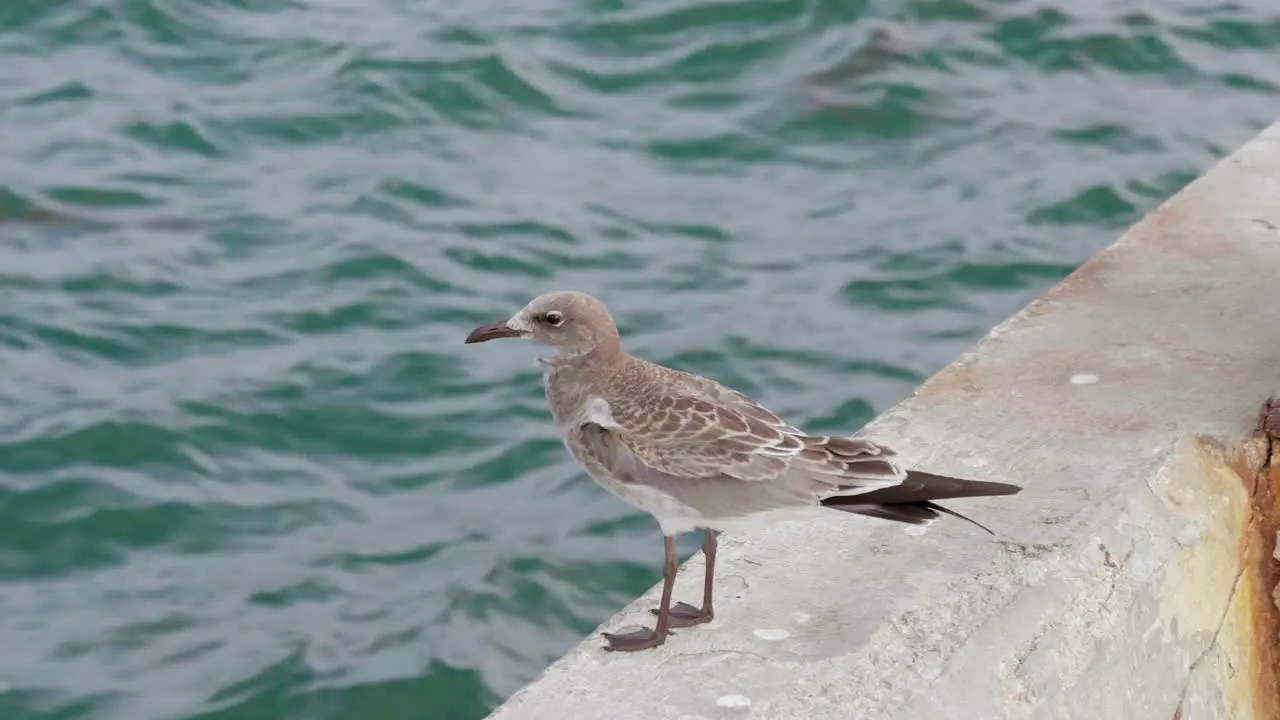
[820,470,1021,535]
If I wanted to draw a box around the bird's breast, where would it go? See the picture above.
[541,367,589,430]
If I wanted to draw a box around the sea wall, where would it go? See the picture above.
[485,122,1280,720]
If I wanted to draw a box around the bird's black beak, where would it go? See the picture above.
[465,319,524,344]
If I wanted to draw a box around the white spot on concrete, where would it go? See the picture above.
[717,695,751,708]
[905,524,930,536]
[790,611,812,624]
[961,456,989,468]
[1069,373,1100,385]
[752,628,790,641]
[676,715,709,720]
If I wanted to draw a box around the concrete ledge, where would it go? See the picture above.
[486,123,1280,720]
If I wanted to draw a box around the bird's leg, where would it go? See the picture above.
[602,535,678,652]
[651,529,716,628]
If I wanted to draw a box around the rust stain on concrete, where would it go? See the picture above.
[1247,397,1280,720]
[1223,398,1280,720]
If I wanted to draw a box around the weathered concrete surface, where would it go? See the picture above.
[485,123,1280,720]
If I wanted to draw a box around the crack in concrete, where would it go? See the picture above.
[1172,540,1250,717]
[1172,401,1280,719]
[999,537,1136,713]
[1170,411,1274,720]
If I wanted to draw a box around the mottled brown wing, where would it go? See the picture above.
[576,422,821,517]
[596,368,906,489]
[601,389,800,481]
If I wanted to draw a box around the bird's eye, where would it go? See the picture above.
[545,311,564,327]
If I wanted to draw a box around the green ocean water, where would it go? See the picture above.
[0,0,1276,718]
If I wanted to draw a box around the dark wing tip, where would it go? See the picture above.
[821,498,999,535]
[821,500,937,525]
[920,500,997,535]
[822,470,1021,535]
[900,471,1023,499]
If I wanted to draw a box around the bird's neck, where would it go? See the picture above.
[540,338,625,369]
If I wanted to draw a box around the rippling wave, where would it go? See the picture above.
[1,0,1277,717]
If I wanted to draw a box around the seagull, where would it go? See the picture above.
[465,291,1021,652]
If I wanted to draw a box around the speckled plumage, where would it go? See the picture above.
[468,290,1018,535]
[550,351,910,535]
[466,290,1022,651]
